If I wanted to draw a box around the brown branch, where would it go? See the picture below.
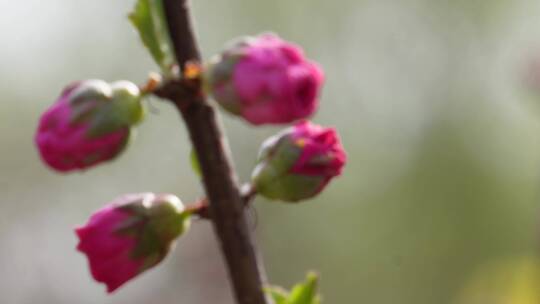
[160,1,271,303]
[183,185,259,220]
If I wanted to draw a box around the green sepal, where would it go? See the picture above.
[146,197,191,243]
[86,82,144,138]
[131,209,190,263]
[129,0,175,74]
[86,106,132,138]
[254,170,324,202]
[206,55,242,114]
[253,135,325,202]
[256,135,301,173]
[66,80,143,139]
[115,194,191,263]
[110,81,145,125]
[69,80,111,106]
[68,80,111,124]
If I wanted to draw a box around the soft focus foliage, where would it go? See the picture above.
[4,0,540,303]
[455,256,540,304]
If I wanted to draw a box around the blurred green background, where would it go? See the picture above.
[3,0,540,303]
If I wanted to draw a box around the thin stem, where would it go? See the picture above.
[160,1,271,303]
[184,198,210,219]
[183,185,259,220]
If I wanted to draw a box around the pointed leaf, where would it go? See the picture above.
[287,272,321,304]
[266,272,322,304]
[129,0,175,73]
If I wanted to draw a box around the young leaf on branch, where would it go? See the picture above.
[265,272,322,304]
[129,0,175,74]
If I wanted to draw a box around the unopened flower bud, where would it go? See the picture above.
[207,33,324,125]
[252,121,346,202]
[75,193,190,293]
[35,80,144,172]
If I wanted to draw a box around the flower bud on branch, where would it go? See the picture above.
[207,33,324,125]
[35,80,144,172]
[252,121,347,202]
[75,193,190,293]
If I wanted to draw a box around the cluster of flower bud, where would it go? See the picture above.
[35,31,347,293]
[205,33,346,201]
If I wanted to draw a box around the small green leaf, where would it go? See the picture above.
[288,272,320,304]
[129,0,175,73]
[265,272,322,304]
[190,149,202,178]
[264,286,289,304]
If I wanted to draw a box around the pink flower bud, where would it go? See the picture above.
[75,193,190,293]
[252,121,346,202]
[35,80,144,172]
[207,33,324,125]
